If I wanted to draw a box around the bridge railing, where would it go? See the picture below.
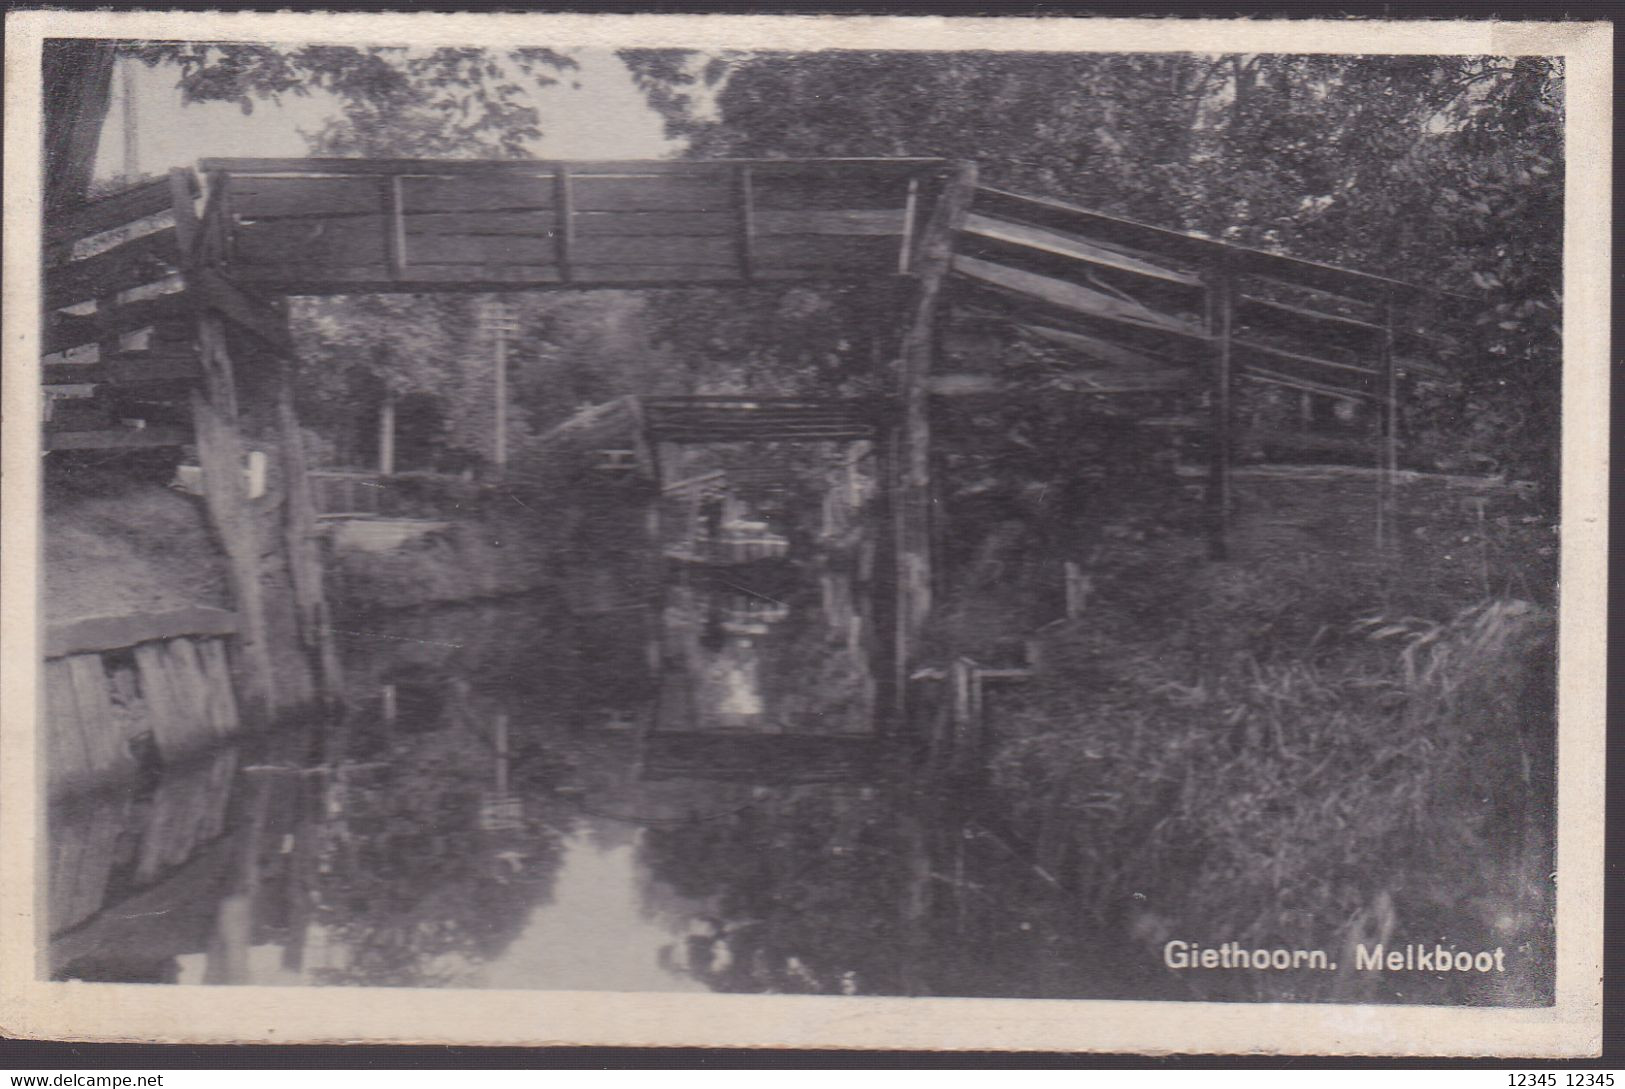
[195,157,946,294]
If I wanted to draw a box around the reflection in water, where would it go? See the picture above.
[46,458,1152,1000]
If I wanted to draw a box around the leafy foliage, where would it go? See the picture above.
[622,49,1564,500]
[124,42,576,156]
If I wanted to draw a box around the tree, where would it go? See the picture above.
[124,42,577,157]
[621,49,1565,501]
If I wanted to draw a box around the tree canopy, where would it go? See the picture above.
[125,42,578,157]
[621,49,1564,497]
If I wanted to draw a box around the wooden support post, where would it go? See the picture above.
[189,345,273,721]
[1376,286,1400,552]
[898,176,920,274]
[735,164,757,282]
[168,168,199,263]
[1203,254,1237,561]
[894,160,977,679]
[382,174,407,279]
[277,372,345,703]
[378,389,396,476]
[554,165,575,283]
[493,320,507,478]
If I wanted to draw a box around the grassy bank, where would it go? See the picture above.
[956,469,1556,1005]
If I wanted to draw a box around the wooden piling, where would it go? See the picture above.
[190,369,275,723]
[277,375,344,702]
[65,654,133,778]
[133,642,188,756]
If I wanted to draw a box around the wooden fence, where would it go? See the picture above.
[42,172,203,451]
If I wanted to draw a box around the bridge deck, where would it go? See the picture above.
[195,157,939,294]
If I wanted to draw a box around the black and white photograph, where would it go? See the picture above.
[2,11,1607,1054]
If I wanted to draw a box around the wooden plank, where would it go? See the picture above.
[1234,294,1385,347]
[401,174,555,213]
[657,432,874,444]
[751,171,913,211]
[225,264,861,291]
[753,208,905,237]
[191,638,234,736]
[166,638,215,744]
[231,217,388,266]
[975,185,1408,304]
[974,186,1217,266]
[572,174,734,213]
[571,235,738,267]
[1231,338,1379,382]
[191,269,293,354]
[402,232,556,266]
[1239,271,1384,320]
[66,654,131,777]
[46,607,239,659]
[962,213,1202,287]
[754,235,900,271]
[402,210,559,235]
[1240,366,1380,403]
[200,638,242,736]
[46,229,182,309]
[228,175,383,219]
[100,353,201,385]
[952,254,1205,339]
[226,264,562,288]
[45,176,180,248]
[133,642,188,757]
[571,210,730,237]
[44,353,200,387]
[44,427,191,451]
[44,289,195,355]
[45,660,91,794]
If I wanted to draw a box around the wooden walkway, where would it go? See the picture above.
[642,397,887,444]
[194,157,937,293]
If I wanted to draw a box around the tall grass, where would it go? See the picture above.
[988,546,1556,1005]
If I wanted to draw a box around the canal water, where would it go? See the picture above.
[45,454,1176,1001]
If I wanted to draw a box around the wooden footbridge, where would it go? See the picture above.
[40,154,1466,769]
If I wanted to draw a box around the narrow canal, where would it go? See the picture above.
[46,450,1176,1001]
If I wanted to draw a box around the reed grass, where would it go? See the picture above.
[989,545,1556,1005]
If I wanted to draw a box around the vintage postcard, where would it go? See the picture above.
[1,10,1608,1055]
